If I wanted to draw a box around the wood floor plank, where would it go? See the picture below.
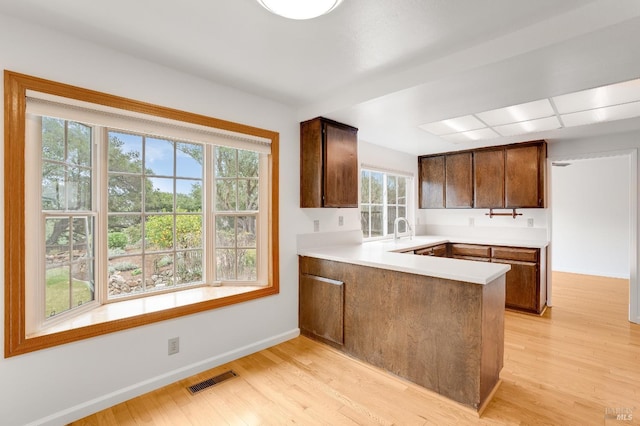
[71,272,640,425]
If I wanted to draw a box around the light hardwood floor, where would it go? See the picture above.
[72,272,640,425]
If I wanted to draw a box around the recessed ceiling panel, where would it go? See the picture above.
[561,101,640,127]
[493,116,561,136]
[476,99,555,126]
[419,115,485,135]
[552,78,640,114]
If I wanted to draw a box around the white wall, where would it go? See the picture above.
[551,156,630,278]
[0,13,319,426]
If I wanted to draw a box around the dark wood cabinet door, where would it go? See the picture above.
[299,273,344,345]
[474,149,504,208]
[494,260,539,312]
[323,122,358,207]
[445,152,473,208]
[419,155,445,208]
[300,118,323,207]
[300,117,358,208]
[505,144,544,208]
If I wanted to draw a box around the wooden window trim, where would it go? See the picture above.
[4,70,280,357]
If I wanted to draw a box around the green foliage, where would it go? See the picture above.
[112,261,139,271]
[108,232,128,249]
[145,214,202,249]
[45,267,93,318]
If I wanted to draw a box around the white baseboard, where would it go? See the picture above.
[29,329,300,426]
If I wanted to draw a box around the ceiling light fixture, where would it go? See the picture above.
[257,0,344,20]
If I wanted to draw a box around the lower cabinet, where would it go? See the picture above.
[439,243,545,314]
[299,272,344,346]
[298,255,505,411]
[493,260,539,313]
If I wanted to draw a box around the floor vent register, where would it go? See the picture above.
[187,370,238,395]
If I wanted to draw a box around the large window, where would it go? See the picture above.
[5,71,279,357]
[361,169,411,240]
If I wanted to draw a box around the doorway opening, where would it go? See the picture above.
[549,150,637,323]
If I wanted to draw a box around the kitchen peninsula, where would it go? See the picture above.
[298,236,511,413]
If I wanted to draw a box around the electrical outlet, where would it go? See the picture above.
[168,337,179,355]
[527,218,534,228]
[468,217,475,227]
[338,216,344,226]
[313,219,320,232]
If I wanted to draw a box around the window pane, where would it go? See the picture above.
[361,170,370,203]
[71,217,93,259]
[145,215,174,250]
[145,137,174,176]
[360,205,370,238]
[108,255,143,296]
[67,167,91,210]
[176,179,202,212]
[146,253,175,289]
[176,215,203,249]
[216,216,235,247]
[108,215,142,255]
[237,249,257,280]
[176,142,203,178]
[216,249,236,280]
[67,121,92,167]
[238,150,259,177]
[237,216,256,247]
[398,177,407,205]
[109,132,142,173]
[42,163,65,210]
[398,206,406,221]
[46,217,70,253]
[216,179,237,211]
[176,250,203,284]
[387,175,397,204]
[371,172,383,204]
[44,215,96,318]
[215,146,237,177]
[71,261,94,308]
[238,179,259,211]
[387,206,397,235]
[370,205,383,237]
[41,117,65,162]
[108,174,142,212]
[146,178,174,212]
[45,265,70,318]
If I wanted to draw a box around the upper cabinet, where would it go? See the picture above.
[300,117,358,208]
[419,155,445,208]
[504,142,546,208]
[474,149,504,208]
[419,152,473,208]
[445,152,473,208]
[419,140,546,209]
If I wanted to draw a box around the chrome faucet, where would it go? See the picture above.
[393,217,413,241]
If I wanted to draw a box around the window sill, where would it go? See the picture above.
[27,285,263,338]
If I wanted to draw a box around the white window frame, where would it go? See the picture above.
[360,166,414,241]
[24,107,270,334]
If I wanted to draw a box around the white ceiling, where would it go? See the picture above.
[1,0,640,155]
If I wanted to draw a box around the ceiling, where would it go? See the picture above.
[1,0,640,155]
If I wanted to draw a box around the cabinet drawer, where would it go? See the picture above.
[492,247,538,262]
[415,244,448,257]
[452,255,491,262]
[450,244,491,258]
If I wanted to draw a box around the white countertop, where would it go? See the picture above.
[298,236,514,285]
